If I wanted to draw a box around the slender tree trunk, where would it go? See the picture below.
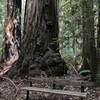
[18,0,65,76]
[82,0,97,81]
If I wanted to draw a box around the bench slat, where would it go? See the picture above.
[21,87,87,97]
[29,77,93,86]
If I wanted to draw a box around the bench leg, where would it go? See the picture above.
[81,85,85,100]
[26,90,29,100]
[26,81,32,100]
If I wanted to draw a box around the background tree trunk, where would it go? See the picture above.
[96,0,100,84]
[82,0,97,81]
[97,0,100,49]
[18,0,65,76]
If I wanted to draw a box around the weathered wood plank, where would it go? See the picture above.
[21,87,87,97]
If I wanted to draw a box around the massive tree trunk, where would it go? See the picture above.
[18,0,65,76]
[82,0,97,81]
[0,0,21,76]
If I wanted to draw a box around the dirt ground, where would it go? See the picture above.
[0,76,99,100]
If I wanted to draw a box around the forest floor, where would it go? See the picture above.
[0,76,99,100]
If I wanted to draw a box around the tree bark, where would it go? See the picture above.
[0,0,21,76]
[18,0,65,76]
[5,0,21,59]
[82,0,97,81]
[97,0,100,49]
[96,0,100,84]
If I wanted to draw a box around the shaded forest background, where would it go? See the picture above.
[0,0,99,84]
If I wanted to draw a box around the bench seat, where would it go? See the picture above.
[21,87,87,98]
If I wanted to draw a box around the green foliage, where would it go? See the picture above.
[0,0,6,57]
[59,0,82,64]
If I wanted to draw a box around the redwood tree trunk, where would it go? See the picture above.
[82,0,97,81]
[96,0,100,84]
[18,0,65,76]
[5,0,21,59]
[97,0,100,49]
[0,0,21,76]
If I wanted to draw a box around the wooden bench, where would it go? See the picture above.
[20,86,88,100]
[20,77,93,100]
